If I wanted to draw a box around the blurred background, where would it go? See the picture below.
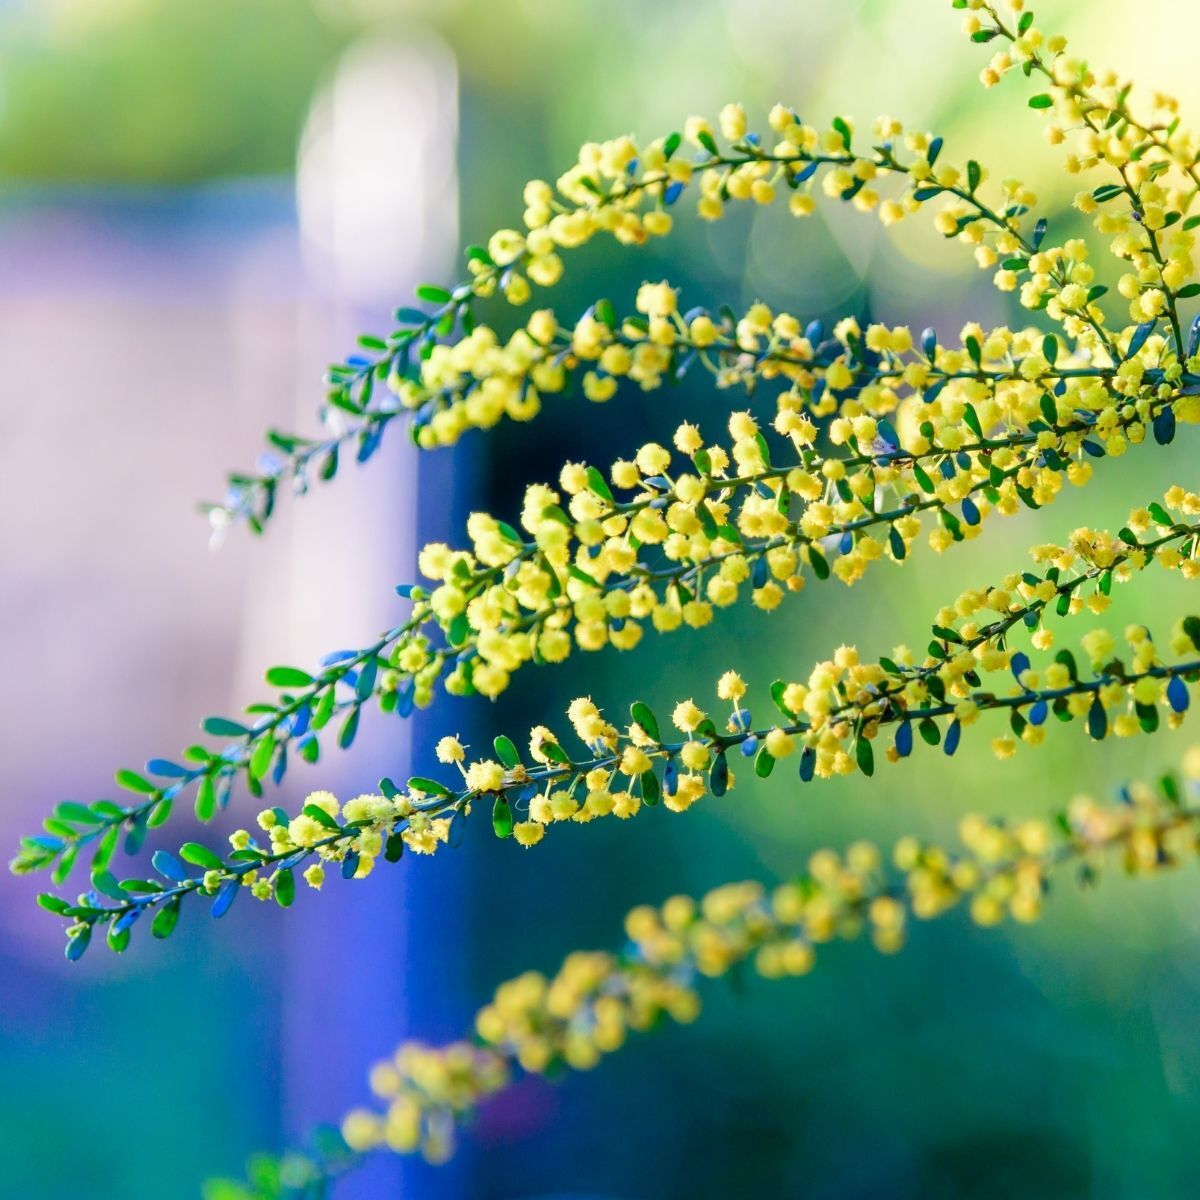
[3,0,1200,1196]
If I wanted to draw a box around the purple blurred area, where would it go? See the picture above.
[0,32,469,1197]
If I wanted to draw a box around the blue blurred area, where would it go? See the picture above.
[5,2,1200,1198]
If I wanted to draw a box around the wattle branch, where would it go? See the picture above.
[965,2,1200,355]
[33,495,1200,957]
[205,754,1200,1195]
[204,292,1128,540]
[210,95,1095,534]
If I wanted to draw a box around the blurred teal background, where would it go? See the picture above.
[3,1,1200,1197]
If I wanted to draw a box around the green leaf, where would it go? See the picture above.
[302,804,341,831]
[492,797,513,839]
[266,666,315,688]
[408,776,453,798]
[855,736,874,776]
[754,747,775,778]
[640,770,661,806]
[595,298,617,329]
[540,741,572,766]
[249,733,275,782]
[179,842,224,870]
[1182,615,1200,651]
[275,869,296,908]
[709,752,730,797]
[52,846,79,886]
[54,801,103,826]
[312,687,336,730]
[202,716,250,738]
[107,919,132,954]
[1028,94,1053,109]
[394,305,429,325]
[415,283,452,304]
[496,520,523,546]
[769,680,794,718]
[493,736,520,769]
[91,825,119,875]
[194,775,217,822]
[585,465,615,503]
[338,706,361,750]
[355,658,378,701]
[630,701,661,742]
[152,898,182,939]
[115,769,156,796]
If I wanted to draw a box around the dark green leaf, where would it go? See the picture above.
[302,804,341,831]
[275,869,296,908]
[179,842,224,870]
[855,736,874,777]
[152,898,182,938]
[202,716,251,738]
[115,769,156,796]
[493,736,520,769]
[408,776,453,798]
[492,797,513,839]
[195,775,217,822]
[630,701,661,742]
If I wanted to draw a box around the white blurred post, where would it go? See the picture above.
[242,31,466,1196]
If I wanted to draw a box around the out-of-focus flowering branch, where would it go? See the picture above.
[205,748,1200,1195]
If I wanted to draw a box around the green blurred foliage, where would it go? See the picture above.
[0,0,345,181]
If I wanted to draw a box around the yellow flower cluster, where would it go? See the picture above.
[388,279,1190,454]
[459,96,1111,348]
[336,752,1200,1165]
[965,2,1198,346]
